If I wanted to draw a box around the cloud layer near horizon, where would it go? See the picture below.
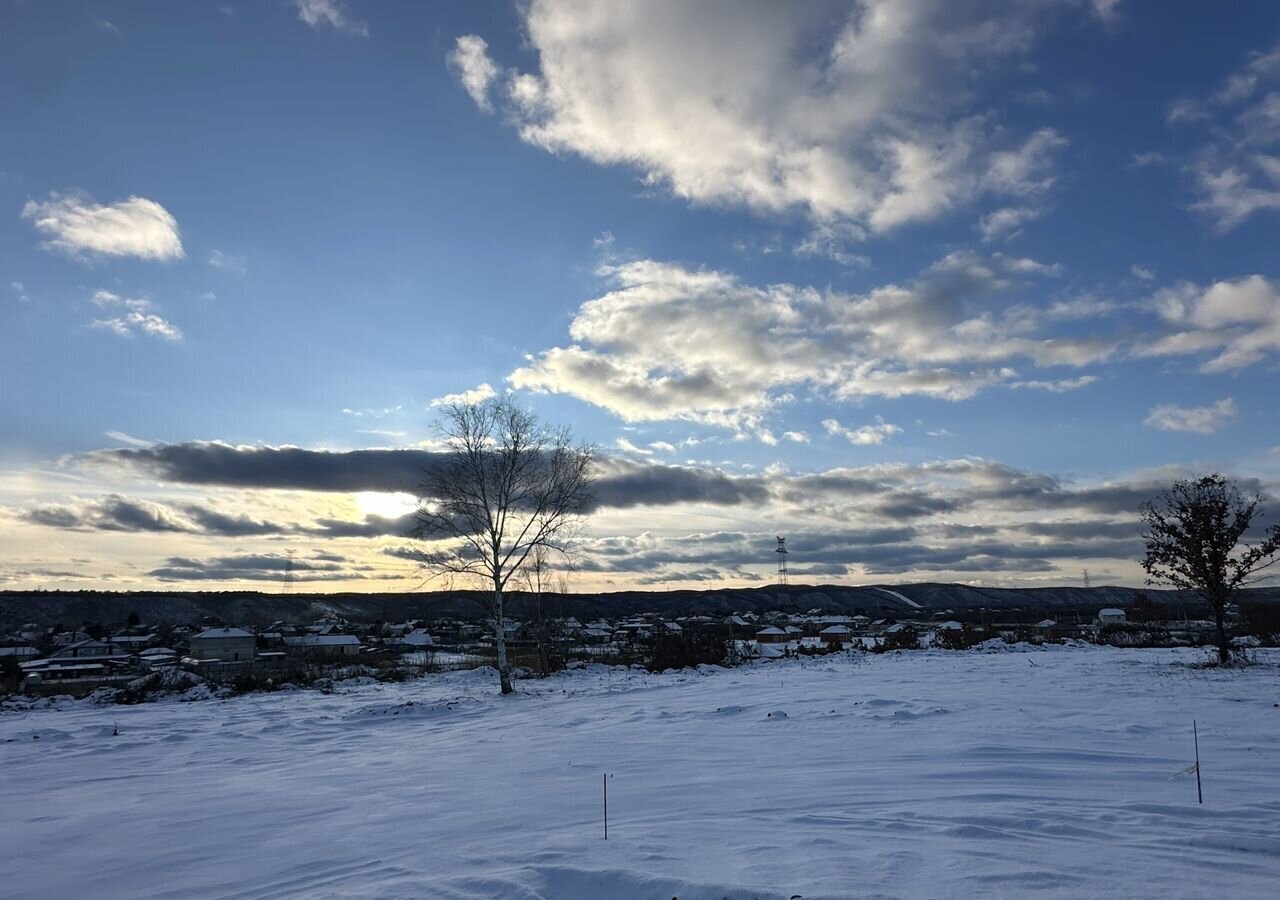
[7,439,1254,586]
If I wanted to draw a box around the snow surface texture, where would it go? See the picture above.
[3,647,1279,899]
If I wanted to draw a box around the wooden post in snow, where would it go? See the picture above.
[1193,720,1203,805]
[603,772,609,839]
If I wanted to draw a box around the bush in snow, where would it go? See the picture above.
[873,627,920,653]
[1098,623,1174,648]
[646,630,735,672]
[932,626,985,651]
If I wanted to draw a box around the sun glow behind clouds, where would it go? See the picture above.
[354,491,419,519]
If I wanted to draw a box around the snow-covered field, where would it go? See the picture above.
[4,646,1279,899]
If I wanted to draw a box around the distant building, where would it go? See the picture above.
[756,626,788,644]
[0,646,39,664]
[393,629,435,652]
[138,647,179,669]
[49,639,130,661]
[1096,608,1127,626]
[819,625,852,644]
[189,627,257,663]
[108,633,156,651]
[283,634,361,657]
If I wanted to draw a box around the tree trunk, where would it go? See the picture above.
[494,581,513,694]
[1214,600,1230,665]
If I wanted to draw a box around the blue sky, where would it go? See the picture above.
[3,0,1279,592]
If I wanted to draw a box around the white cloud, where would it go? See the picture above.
[793,222,869,267]
[104,431,154,448]
[1130,264,1155,281]
[1128,152,1165,169]
[449,36,500,111]
[92,312,183,342]
[1170,41,1280,230]
[1191,158,1280,231]
[1090,0,1123,24]
[648,441,676,454]
[1009,375,1098,393]
[92,289,151,311]
[509,255,1117,431]
[1144,398,1237,434]
[10,281,29,303]
[1140,275,1280,371]
[341,404,402,419]
[822,417,902,446]
[1045,296,1119,319]
[89,290,182,341]
[294,0,367,36]
[22,192,183,261]
[782,431,810,443]
[615,437,655,457]
[454,1,1089,236]
[1213,44,1280,106]
[995,254,1064,277]
[208,249,247,274]
[430,383,498,407]
[979,205,1044,242]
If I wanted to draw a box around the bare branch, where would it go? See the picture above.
[411,396,596,693]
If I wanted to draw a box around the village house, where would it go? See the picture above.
[189,627,257,663]
[49,639,131,660]
[819,624,852,644]
[108,633,157,652]
[391,629,435,653]
[0,646,40,665]
[138,647,179,669]
[755,626,788,644]
[1096,608,1127,626]
[579,625,612,645]
[283,634,361,657]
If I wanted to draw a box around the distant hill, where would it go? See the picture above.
[4,583,1279,629]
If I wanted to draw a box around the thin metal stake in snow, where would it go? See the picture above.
[603,772,609,840]
[1193,720,1203,804]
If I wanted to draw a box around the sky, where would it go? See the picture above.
[2,0,1280,593]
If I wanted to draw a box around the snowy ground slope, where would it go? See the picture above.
[3,648,1279,900]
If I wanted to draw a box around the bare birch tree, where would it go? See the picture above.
[1140,473,1280,664]
[413,398,595,694]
